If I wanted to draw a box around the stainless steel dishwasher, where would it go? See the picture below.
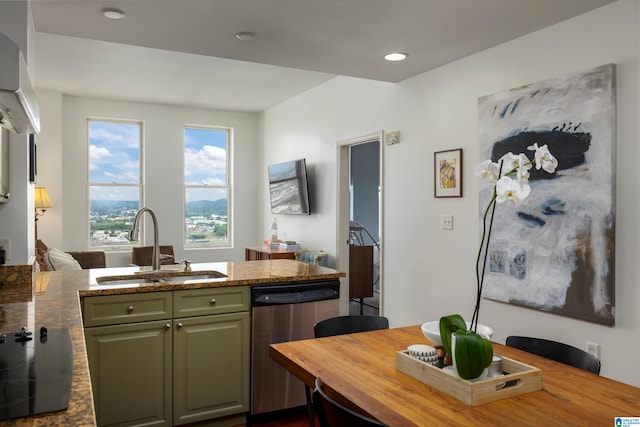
[250,279,340,417]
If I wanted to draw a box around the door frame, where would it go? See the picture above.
[336,131,385,315]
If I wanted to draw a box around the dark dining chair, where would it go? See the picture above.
[313,377,389,427]
[505,336,601,374]
[304,315,390,426]
[131,245,175,266]
[314,315,390,338]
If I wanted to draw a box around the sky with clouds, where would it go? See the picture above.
[89,122,228,202]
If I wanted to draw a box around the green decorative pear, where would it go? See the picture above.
[439,314,494,380]
[452,330,494,380]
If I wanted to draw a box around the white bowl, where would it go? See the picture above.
[421,321,493,346]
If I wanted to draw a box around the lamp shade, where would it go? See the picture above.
[34,187,54,209]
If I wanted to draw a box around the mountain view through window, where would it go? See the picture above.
[88,121,230,248]
[184,127,230,247]
[88,120,141,247]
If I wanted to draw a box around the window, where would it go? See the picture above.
[88,120,142,248]
[184,126,230,247]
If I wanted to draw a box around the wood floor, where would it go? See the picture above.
[249,412,312,427]
[349,298,379,316]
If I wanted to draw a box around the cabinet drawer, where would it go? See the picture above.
[83,292,173,327]
[174,286,249,317]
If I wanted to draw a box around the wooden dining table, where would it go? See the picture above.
[269,325,640,426]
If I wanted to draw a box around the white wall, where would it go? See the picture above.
[258,77,398,263]
[0,1,36,265]
[259,0,640,387]
[35,89,63,248]
[39,95,260,266]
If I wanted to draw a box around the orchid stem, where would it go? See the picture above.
[472,160,503,332]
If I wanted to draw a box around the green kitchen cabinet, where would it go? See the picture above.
[84,319,173,427]
[172,312,249,425]
[83,286,249,427]
[83,292,173,426]
[172,286,250,426]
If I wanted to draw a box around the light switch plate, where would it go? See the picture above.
[442,215,453,230]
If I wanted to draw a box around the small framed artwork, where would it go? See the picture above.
[434,148,462,198]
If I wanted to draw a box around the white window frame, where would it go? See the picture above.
[183,125,232,249]
[87,118,143,249]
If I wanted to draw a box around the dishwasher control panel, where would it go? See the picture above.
[251,280,340,307]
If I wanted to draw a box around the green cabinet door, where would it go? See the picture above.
[172,312,250,426]
[85,320,173,427]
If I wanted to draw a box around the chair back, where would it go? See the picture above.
[295,250,329,267]
[314,315,389,338]
[131,245,175,266]
[67,251,106,269]
[307,316,389,427]
[313,378,388,427]
[506,336,601,374]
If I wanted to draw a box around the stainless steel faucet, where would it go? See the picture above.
[128,207,161,272]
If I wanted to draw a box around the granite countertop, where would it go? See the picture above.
[82,259,345,296]
[0,259,346,426]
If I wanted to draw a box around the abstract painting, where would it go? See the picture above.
[477,64,615,326]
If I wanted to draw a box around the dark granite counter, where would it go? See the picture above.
[0,260,345,426]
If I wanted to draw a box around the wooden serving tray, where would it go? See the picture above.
[396,350,542,406]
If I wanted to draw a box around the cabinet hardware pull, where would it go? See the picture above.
[210,299,216,304]
[127,306,134,313]
[177,322,184,329]
[165,323,171,330]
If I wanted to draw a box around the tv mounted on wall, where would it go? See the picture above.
[268,158,310,215]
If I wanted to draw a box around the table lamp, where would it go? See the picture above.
[34,186,54,240]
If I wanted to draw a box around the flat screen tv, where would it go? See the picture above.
[268,158,310,215]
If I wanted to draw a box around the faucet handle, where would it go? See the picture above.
[182,260,192,271]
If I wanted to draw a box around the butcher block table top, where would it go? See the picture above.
[270,325,640,426]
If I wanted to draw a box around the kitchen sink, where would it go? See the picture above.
[95,277,165,286]
[162,272,227,282]
[95,270,227,286]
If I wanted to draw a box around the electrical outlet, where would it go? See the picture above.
[442,215,453,230]
[0,237,10,262]
[586,341,601,359]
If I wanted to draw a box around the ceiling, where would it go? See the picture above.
[31,0,615,112]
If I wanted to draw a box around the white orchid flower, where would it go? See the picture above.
[515,153,532,183]
[528,143,558,173]
[474,159,500,184]
[495,176,531,204]
[498,152,520,176]
[496,152,532,182]
[473,144,556,341]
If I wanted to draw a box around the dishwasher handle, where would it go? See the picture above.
[253,288,338,306]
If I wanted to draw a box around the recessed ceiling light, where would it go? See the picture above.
[102,8,126,20]
[235,31,257,41]
[384,52,407,62]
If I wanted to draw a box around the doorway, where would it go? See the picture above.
[336,132,383,316]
